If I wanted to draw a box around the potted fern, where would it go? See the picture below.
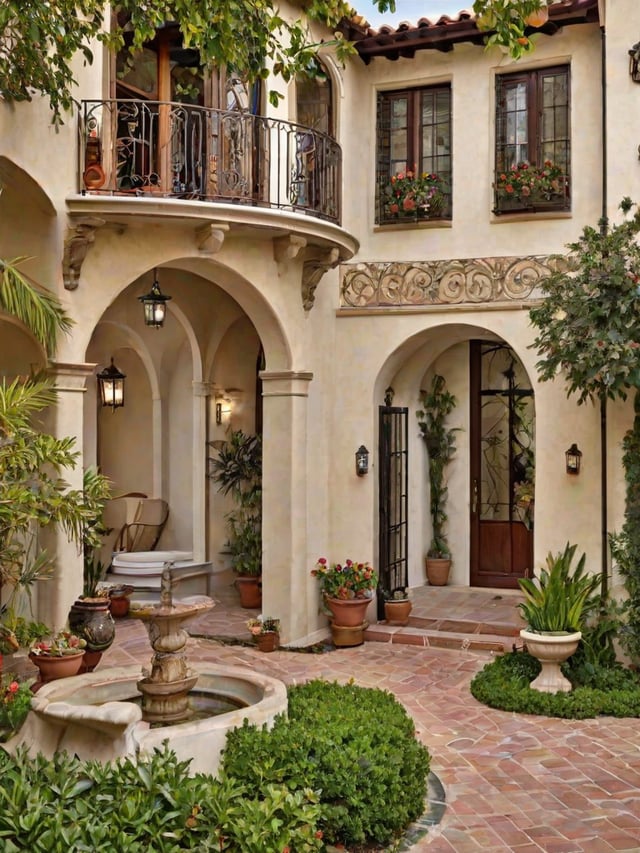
[519,543,601,693]
[416,375,458,585]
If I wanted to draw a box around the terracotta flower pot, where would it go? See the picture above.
[109,594,131,618]
[325,597,371,627]
[425,557,451,586]
[256,632,279,652]
[235,576,262,609]
[29,651,85,683]
[384,599,412,626]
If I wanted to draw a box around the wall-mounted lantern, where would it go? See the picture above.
[355,445,369,477]
[565,443,582,475]
[138,270,172,328]
[630,41,640,82]
[97,358,126,411]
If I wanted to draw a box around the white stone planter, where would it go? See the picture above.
[520,629,581,693]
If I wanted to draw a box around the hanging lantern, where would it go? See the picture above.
[565,443,582,475]
[138,271,172,328]
[97,359,126,411]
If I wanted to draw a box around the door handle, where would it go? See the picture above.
[472,479,478,515]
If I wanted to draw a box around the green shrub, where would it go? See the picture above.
[471,650,640,719]
[0,745,323,852]
[221,679,431,848]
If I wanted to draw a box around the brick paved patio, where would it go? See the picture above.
[96,580,640,852]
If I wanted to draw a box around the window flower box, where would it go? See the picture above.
[493,161,570,214]
[380,171,449,224]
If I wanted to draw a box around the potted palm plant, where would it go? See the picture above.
[208,431,262,608]
[416,375,459,585]
[519,543,601,693]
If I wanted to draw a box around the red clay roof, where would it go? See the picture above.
[343,0,600,63]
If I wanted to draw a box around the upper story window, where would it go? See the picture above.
[494,66,570,215]
[376,86,451,225]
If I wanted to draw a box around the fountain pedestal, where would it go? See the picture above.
[131,579,214,723]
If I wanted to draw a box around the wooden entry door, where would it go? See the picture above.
[470,341,534,587]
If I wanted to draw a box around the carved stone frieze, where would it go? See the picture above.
[340,255,568,309]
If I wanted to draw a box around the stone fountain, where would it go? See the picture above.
[134,566,214,722]
[3,566,287,776]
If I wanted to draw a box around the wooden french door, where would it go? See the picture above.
[470,341,534,587]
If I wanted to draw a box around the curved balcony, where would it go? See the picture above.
[79,100,342,225]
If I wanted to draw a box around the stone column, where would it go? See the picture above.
[38,362,96,630]
[260,370,313,643]
[192,381,213,562]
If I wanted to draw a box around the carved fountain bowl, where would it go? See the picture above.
[4,663,288,776]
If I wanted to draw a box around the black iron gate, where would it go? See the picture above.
[377,393,409,619]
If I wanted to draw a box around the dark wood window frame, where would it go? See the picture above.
[376,85,452,225]
[494,65,571,215]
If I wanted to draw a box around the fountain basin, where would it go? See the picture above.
[3,663,288,777]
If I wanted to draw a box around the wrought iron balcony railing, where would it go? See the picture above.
[79,100,342,224]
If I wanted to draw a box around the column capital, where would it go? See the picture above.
[46,361,97,392]
[260,371,313,397]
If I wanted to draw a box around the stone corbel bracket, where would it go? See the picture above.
[302,247,340,311]
[62,216,107,290]
[196,223,229,254]
[274,237,341,310]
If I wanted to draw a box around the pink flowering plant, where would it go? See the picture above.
[382,170,447,219]
[0,676,33,738]
[495,160,565,202]
[311,558,378,600]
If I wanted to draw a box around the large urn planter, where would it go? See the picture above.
[325,597,371,627]
[520,629,581,693]
[28,651,86,684]
[68,598,116,670]
[425,557,451,586]
[325,597,372,648]
[235,576,262,609]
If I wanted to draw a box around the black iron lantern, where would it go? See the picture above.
[565,443,582,475]
[355,445,369,477]
[138,271,172,328]
[630,42,640,83]
[97,358,126,411]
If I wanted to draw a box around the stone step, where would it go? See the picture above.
[364,621,520,653]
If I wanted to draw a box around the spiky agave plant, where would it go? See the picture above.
[518,543,601,633]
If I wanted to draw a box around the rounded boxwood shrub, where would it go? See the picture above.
[220,679,431,848]
[471,650,640,718]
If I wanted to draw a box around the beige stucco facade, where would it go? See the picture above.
[1,0,638,643]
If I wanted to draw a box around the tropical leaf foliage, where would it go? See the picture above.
[0,259,72,357]
[518,543,601,633]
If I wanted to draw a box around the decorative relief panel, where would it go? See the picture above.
[340,255,567,309]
